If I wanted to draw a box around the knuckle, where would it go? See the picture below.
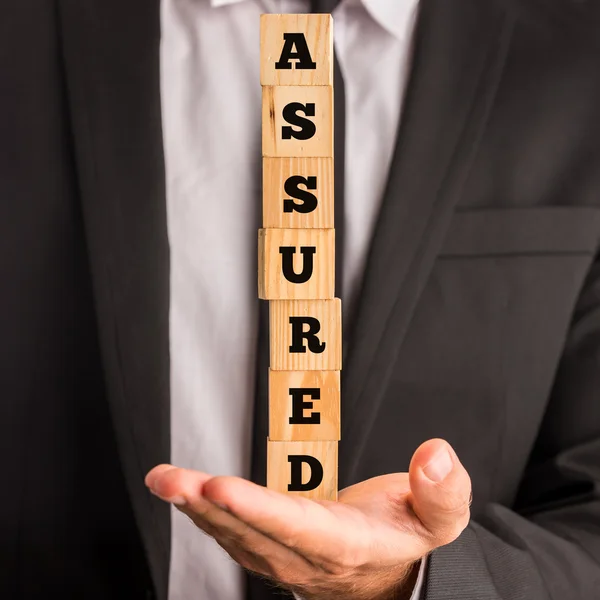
[457,508,471,531]
[434,511,471,546]
[325,546,366,576]
[435,526,461,546]
[234,553,255,572]
[416,496,471,548]
[191,516,217,537]
[279,532,300,550]
[270,559,300,584]
[228,521,254,545]
[249,542,272,557]
[435,486,472,517]
[404,514,438,545]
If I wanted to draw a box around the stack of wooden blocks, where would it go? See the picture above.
[259,14,340,501]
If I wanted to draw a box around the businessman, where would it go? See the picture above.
[2,0,600,599]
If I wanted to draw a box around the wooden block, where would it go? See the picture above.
[263,157,334,229]
[258,229,335,300]
[262,86,333,157]
[270,299,341,370]
[260,14,333,86]
[267,440,337,501]
[269,370,340,441]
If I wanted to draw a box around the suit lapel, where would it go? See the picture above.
[57,1,171,596]
[340,0,515,486]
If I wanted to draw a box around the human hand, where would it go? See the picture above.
[145,438,471,600]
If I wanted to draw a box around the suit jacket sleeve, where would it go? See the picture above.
[424,254,600,599]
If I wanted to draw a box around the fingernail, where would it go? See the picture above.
[145,466,177,490]
[423,447,453,483]
[169,495,187,506]
[149,488,186,506]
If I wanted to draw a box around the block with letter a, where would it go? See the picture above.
[260,14,340,501]
[260,14,333,86]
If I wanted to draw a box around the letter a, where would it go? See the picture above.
[275,33,316,70]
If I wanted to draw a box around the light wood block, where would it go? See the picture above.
[269,370,340,441]
[267,440,338,501]
[262,86,333,157]
[263,157,334,229]
[260,14,333,86]
[270,299,341,370]
[258,228,335,300]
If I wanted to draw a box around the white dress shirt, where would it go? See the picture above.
[160,0,424,598]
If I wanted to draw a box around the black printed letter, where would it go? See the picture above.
[282,103,316,140]
[288,455,323,491]
[289,317,326,354]
[275,33,316,70]
[283,176,318,214]
[280,246,315,284]
[289,388,321,425]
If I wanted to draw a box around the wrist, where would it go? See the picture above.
[387,560,421,600]
[288,558,422,600]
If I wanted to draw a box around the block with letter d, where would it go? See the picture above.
[267,440,338,501]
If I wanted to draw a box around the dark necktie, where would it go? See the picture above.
[312,0,345,298]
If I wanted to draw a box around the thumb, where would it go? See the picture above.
[408,438,472,548]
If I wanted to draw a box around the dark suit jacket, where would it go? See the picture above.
[2,0,600,598]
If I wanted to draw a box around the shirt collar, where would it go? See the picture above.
[359,0,419,40]
[210,0,243,8]
[207,0,418,42]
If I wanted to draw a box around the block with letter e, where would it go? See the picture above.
[269,369,340,441]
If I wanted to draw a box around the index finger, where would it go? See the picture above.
[201,476,366,560]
